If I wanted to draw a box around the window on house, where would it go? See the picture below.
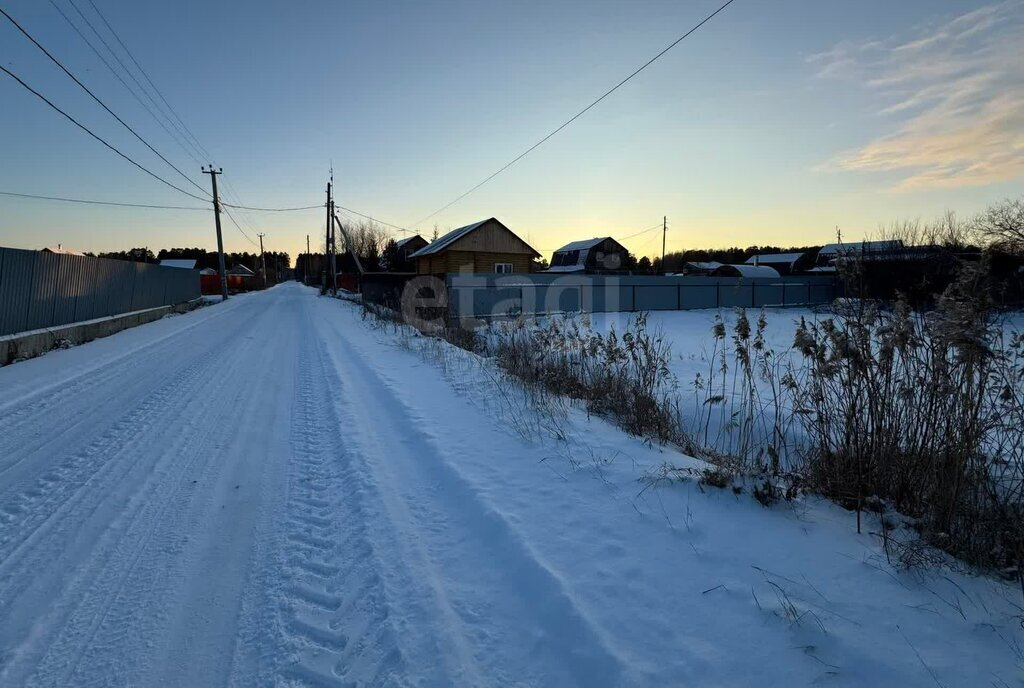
[494,263,514,274]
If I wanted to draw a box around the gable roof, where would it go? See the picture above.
[411,219,489,257]
[410,218,540,258]
[554,237,608,253]
[159,259,197,269]
[227,264,255,276]
[394,235,425,250]
[42,245,84,255]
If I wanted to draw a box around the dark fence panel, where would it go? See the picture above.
[0,247,201,336]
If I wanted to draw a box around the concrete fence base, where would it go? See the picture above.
[0,299,201,366]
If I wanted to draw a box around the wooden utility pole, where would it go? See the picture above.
[201,165,228,301]
[257,233,267,288]
[661,215,667,275]
[305,234,310,285]
[325,181,332,293]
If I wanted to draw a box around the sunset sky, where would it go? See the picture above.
[1,0,1021,264]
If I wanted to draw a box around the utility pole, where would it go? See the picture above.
[325,181,332,293]
[661,215,667,275]
[330,197,338,295]
[201,165,228,301]
[305,234,310,285]
[257,233,267,288]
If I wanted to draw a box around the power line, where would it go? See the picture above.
[0,7,210,199]
[409,0,738,227]
[0,63,209,201]
[83,0,214,162]
[0,190,206,210]
[45,0,204,167]
[335,205,413,233]
[220,203,259,247]
[64,0,205,163]
[220,201,324,212]
[619,223,664,240]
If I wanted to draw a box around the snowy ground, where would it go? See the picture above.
[0,283,1021,687]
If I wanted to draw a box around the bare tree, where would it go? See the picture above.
[974,197,1024,254]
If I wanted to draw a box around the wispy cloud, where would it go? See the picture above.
[812,2,1024,190]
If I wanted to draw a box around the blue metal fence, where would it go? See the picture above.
[0,247,200,336]
[446,273,838,319]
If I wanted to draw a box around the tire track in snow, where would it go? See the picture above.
[264,313,406,687]
[0,299,254,486]
[0,300,273,686]
[316,309,627,687]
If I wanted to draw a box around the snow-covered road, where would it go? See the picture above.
[0,284,620,686]
[0,283,1020,687]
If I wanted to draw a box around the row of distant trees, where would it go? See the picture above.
[93,247,291,276]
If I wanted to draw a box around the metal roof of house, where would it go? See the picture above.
[713,264,781,278]
[410,218,540,258]
[159,259,197,269]
[227,264,255,276]
[42,245,84,255]
[744,252,805,266]
[553,237,609,253]
[544,264,587,273]
[410,219,490,258]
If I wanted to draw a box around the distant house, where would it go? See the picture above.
[394,235,428,261]
[546,237,628,274]
[159,259,197,270]
[227,264,255,276]
[411,218,540,275]
[41,244,84,256]
[744,252,807,276]
[817,240,904,267]
[681,261,723,275]
[712,264,781,278]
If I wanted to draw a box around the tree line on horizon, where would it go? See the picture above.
[91,247,291,275]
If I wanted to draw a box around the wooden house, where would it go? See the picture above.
[411,218,540,275]
[546,237,628,274]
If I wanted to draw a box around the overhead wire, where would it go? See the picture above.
[0,63,209,202]
[65,0,203,161]
[51,0,205,166]
[409,0,738,228]
[0,7,210,199]
[0,190,206,210]
[618,223,664,240]
[83,0,214,162]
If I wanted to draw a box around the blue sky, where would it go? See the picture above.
[1,0,1021,263]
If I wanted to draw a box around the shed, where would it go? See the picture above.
[159,259,198,269]
[712,264,781,278]
[744,252,806,275]
[411,218,540,275]
[546,237,628,273]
